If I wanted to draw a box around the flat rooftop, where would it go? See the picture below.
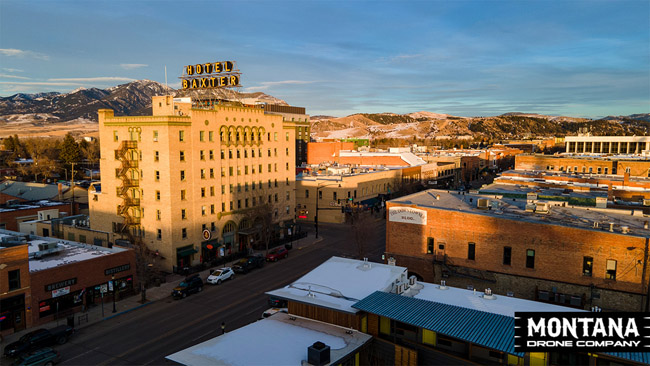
[497,170,650,190]
[390,189,650,237]
[0,229,127,272]
[0,200,68,213]
[410,282,585,317]
[480,182,608,199]
[266,256,407,314]
[525,153,650,161]
[166,312,372,366]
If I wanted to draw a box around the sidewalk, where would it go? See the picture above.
[1,232,323,352]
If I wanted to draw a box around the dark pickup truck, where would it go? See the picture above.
[4,325,75,358]
[233,255,265,274]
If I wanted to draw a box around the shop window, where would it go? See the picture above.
[606,259,617,280]
[427,237,434,254]
[8,269,20,291]
[583,256,593,276]
[526,249,535,269]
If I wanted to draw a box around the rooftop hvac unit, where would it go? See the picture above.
[621,226,630,234]
[525,203,536,212]
[37,242,57,251]
[643,199,650,206]
[477,198,490,210]
[483,288,496,300]
[408,275,417,286]
[526,193,538,201]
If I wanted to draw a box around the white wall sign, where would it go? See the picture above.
[389,207,427,225]
[52,286,70,298]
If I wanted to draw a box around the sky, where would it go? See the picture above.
[0,0,648,118]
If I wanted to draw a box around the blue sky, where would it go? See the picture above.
[0,0,648,118]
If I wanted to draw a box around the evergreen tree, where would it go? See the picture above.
[59,133,81,165]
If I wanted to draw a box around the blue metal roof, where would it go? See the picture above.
[353,291,523,357]
[353,292,650,364]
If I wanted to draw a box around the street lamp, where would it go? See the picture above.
[112,275,117,313]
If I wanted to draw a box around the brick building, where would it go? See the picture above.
[565,135,650,154]
[0,201,75,232]
[0,229,136,334]
[385,189,650,312]
[516,154,650,177]
[90,95,299,272]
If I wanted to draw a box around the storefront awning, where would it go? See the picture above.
[177,248,198,257]
[360,197,379,206]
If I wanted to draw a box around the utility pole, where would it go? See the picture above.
[70,162,75,215]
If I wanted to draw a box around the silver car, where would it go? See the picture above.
[206,267,235,285]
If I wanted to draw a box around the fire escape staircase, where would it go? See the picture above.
[116,140,141,235]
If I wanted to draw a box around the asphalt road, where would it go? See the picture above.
[57,218,386,365]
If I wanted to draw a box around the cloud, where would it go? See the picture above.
[244,80,315,92]
[0,74,31,80]
[2,68,24,73]
[120,63,148,70]
[0,48,49,60]
[0,81,82,86]
[47,77,135,82]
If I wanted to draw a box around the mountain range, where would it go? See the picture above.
[0,80,648,140]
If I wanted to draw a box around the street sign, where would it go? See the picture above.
[108,281,114,292]
[100,284,108,294]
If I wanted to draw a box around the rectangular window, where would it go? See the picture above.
[222,202,226,211]
[201,206,206,216]
[154,151,159,162]
[156,210,161,220]
[210,186,215,196]
[333,192,337,201]
[606,259,617,280]
[229,150,233,159]
[156,190,161,200]
[113,131,118,141]
[286,191,290,200]
[503,246,512,265]
[180,170,185,181]
[180,190,186,200]
[221,168,225,177]
[319,190,322,199]
[583,256,593,276]
[209,131,214,141]
[182,228,187,238]
[179,130,185,142]
[201,187,206,197]
[199,131,205,141]
[221,150,225,159]
[201,169,206,179]
[155,171,160,181]
[153,130,158,142]
[468,242,475,260]
[230,201,233,210]
[305,190,310,198]
[200,150,205,160]
[181,209,187,219]
[209,150,214,160]
[229,167,233,176]
[180,151,185,162]
[526,249,535,269]
[245,166,249,175]
[157,229,162,240]
[211,204,215,214]
[379,316,391,335]
[286,132,290,141]
[237,150,241,159]
[221,185,225,194]
[427,237,434,254]
[8,269,20,290]
[274,132,277,141]
[210,168,214,178]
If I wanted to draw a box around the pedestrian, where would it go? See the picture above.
[221,321,226,334]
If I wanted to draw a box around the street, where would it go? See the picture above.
[56,218,386,365]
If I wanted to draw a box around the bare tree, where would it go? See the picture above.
[243,187,282,254]
[352,211,375,259]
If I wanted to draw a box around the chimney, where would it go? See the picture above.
[308,342,330,366]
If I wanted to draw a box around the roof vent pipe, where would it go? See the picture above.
[609,222,614,232]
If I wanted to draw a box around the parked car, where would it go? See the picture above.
[10,348,61,366]
[265,247,289,262]
[171,274,203,298]
[268,296,288,308]
[206,267,235,285]
[262,307,288,318]
[233,255,265,274]
[4,325,74,358]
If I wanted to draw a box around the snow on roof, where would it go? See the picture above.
[411,282,585,318]
[338,151,426,166]
[266,257,407,313]
[166,313,372,366]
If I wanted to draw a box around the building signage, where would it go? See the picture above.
[105,264,131,276]
[52,286,70,298]
[181,61,241,90]
[203,229,211,241]
[515,312,649,352]
[45,278,77,292]
[388,207,427,225]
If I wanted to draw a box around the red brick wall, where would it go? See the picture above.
[385,201,650,310]
[515,155,616,173]
[0,245,33,332]
[306,142,354,164]
[338,155,408,166]
[0,192,27,205]
[0,204,73,231]
[29,248,137,326]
